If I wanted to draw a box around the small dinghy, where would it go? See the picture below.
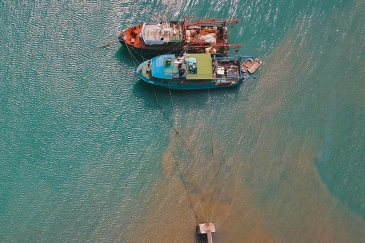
[248,58,262,73]
[240,58,253,72]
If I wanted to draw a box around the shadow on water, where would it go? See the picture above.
[114,44,169,64]
[115,42,244,107]
[132,79,242,110]
[195,230,214,243]
[114,45,130,60]
[114,46,146,66]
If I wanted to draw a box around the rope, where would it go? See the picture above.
[176,157,198,220]
[156,84,224,223]
[152,84,193,149]
[152,85,198,220]
[207,154,224,222]
[131,47,148,61]
[124,44,139,69]
[152,85,181,136]
[98,39,119,48]
[205,88,225,223]
[151,83,226,223]
[168,82,174,119]
[199,202,207,222]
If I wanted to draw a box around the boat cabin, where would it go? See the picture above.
[140,22,183,45]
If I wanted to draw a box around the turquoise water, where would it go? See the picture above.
[1,0,365,242]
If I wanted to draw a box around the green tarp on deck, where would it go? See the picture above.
[186,53,212,80]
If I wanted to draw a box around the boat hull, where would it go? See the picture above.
[139,75,243,90]
[119,17,242,56]
[138,75,244,90]
[120,38,225,57]
[119,39,183,56]
[136,61,244,90]
[135,53,257,90]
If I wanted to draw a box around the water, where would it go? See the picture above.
[1,0,365,242]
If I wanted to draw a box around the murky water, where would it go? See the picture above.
[1,0,365,242]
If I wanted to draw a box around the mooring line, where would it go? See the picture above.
[152,84,195,150]
[100,37,199,219]
[176,157,198,220]
[207,153,224,222]
[152,85,181,136]
[199,202,207,223]
[205,88,225,223]
[98,39,119,48]
[152,85,198,220]
[124,43,141,69]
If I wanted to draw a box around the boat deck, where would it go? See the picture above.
[121,24,146,48]
[186,26,228,52]
[136,54,250,90]
[142,23,183,44]
[150,53,213,80]
[185,53,213,79]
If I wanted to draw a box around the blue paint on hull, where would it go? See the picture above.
[137,73,244,90]
[136,55,256,90]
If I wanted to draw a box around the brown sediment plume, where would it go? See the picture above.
[236,20,365,242]
[119,5,365,241]
[121,125,279,243]
[161,141,176,177]
[122,88,365,243]
[237,135,358,242]
[121,106,365,243]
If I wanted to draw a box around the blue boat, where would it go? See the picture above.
[136,53,256,90]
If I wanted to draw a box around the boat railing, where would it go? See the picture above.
[213,77,243,81]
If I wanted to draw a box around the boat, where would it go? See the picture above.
[119,16,242,56]
[240,58,254,72]
[136,53,256,90]
[247,58,262,73]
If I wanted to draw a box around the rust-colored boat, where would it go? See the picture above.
[118,16,242,56]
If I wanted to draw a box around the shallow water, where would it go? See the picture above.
[1,0,365,242]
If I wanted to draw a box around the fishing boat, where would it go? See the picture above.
[136,53,256,90]
[119,16,242,56]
